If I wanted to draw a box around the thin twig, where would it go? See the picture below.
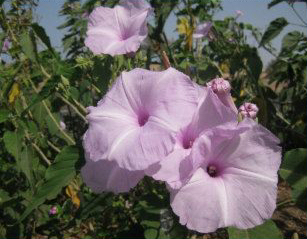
[29,78,76,145]
[72,98,87,115]
[57,94,87,122]
[47,140,61,153]
[290,5,307,25]
[32,142,51,166]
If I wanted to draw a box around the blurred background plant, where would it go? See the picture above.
[0,0,306,238]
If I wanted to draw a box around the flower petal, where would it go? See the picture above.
[196,89,237,133]
[81,159,144,193]
[170,168,228,233]
[109,121,175,170]
[117,68,200,131]
[221,167,278,229]
[146,148,192,189]
[212,119,281,177]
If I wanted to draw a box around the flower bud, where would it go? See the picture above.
[60,121,66,130]
[239,102,259,119]
[49,206,58,215]
[207,78,238,114]
[207,78,231,94]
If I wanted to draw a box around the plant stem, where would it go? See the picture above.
[32,142,51,166]
[290,5,307,26]
[28,78,76,145]
[57,94,87,122]
[47,140,61,153]
[71,98,87,115]
[42,100,76,145]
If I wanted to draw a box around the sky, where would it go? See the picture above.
[5,0,307,67]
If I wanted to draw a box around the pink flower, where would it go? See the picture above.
[207,78,238,114]
[81,153,144,193]
[239,102,259,119]
[193,22,212,39]
[83,68,200,171]
[1,38,10,52]
[169,119,281,233]
[235,10,244,17]
[49,206,58,215]
[146,88,237,188]
[85,0,152,56]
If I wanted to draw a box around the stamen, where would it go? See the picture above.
[207,165,218,177]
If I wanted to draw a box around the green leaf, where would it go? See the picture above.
[0,108,10,123]
[0,189,10,205]
[45,113,61,135]
[19,146,79,221]
[20,146,34,190]
[0,32,6,51]
[20,30,38,62]
[3,131,22,162]
[228,220,283,239]
[246,49,263,81]
[279,148,306,204]
[31,23,54,54]
[259,18,288,47]
[280,31,302,55]
[32,102,47,127]
[22,75,61,115]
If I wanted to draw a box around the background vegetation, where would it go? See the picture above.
[0,0,306,238]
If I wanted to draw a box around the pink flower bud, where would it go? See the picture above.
[239,102,259,119]
[235,10,243,17]
[60,121,66,130]
[49,206,58,215]
[207,78,238,114]
[207,78,231,94]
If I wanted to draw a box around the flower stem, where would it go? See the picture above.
[57,94,87,122]
[28,78,76,145]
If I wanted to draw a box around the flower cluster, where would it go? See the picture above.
[82,0,281,234]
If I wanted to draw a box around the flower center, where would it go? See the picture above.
[138,112,149,126]
[207,165,218,177]
[182,139,194,149]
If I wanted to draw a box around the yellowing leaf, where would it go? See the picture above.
[219,62,230,74]
[8,83,20,104]
[177,18,190,35]
[177,17,195,51]
[66,185,80,208]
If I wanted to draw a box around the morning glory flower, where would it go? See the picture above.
[146,88,237,189]
[83,67,200,171]
[193,22,212,39]
[169,119,281,233]
[239,102,259,119]
[85,0,152,56]
[207,77,238,114]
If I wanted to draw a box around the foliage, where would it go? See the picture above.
[0,0,306,238]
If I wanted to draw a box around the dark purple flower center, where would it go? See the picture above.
[138,112,149,126]
[207,165,218,177]
[182,138,194,149]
